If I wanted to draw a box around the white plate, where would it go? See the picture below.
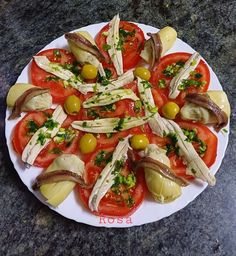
[5,22,229,228]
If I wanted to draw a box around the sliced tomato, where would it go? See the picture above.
[31,49,80,104]
[147,121,217,179]
[12,111,79,168]
[77,157,146,217]
[177,121,217,167]
[150,52,210,107]
[96,21,145,73]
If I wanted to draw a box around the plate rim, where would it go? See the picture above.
[5,21,230,228]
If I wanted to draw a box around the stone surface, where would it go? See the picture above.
[0,0,236,255]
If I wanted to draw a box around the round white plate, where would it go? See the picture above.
[5,22,229,228]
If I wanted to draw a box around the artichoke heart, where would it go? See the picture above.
[142,144,182,203]
[6,83,52,111]
[145,168,181,203]
[40,154,85,207]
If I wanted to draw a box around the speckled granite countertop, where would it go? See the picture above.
[0,0,235,255]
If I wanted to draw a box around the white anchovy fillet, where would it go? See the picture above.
[22,105,67,166]
[89,135,131,212]
[137,78,216,186]
[169,52,201,99]
[78,70,134,94]
[71,115,151,133]
[107,14,123,76]
[33,56,77,82]
[137,78,168,135]
[34,56,133,94]
[83,89,139,108]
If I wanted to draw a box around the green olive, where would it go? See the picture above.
[81,64,98,79]
[162,102,180,119]
[134,67,151,81]
[64,95,81,115]
[130,134,149,150]
[79,133,97,154]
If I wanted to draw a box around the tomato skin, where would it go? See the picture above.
[31,49,80,104]
[12,110,80,168]
[177,121,218,167]
[150,52,210,108]
[147,121,217,179]
[77,167,146,217]
[96,21,145,73]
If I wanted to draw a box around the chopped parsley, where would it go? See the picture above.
[134,100,142,113]
[117,28,136,52]
[82,122,87,128]
[113,172,136,188]
[62,61,80,75]
[102,43,111,51]
[101,103,116,112]
[45,76,60,82]
[119,28,136,38]
[182,128,207,156]
[87,109,100,119]
[106,133,113,138]
[114,118,125,132]
[53,49,61,59]
[190,70,203,79]
[37,131,51,146]
[97,74,111,86]
[164,132,180,156]
[94,150,112,166]
[27,120,39,135]
[44,118,59,131]
[162,61,185,77]
[178,79,206,91]
[53,128,76,146]
[141,80,152,89]
[158,79,167,88]
[104,68,112,79]
[125,196,135,208]
[111,158,125,175]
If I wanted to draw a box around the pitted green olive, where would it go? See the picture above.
[64,95,81,115]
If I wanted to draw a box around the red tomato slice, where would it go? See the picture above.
[147,121,217,179]
[177,121,217,167]
[150,52,210,107]
[96,21,145,73]
[12,110,79,168]
[31,49,80,104]
[77,156,146,217]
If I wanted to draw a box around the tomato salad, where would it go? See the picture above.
[7,14,230,218]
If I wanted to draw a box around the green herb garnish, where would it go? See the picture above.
[53,49,61,59]
[141,80,152,89]
[178,79,206,91]
[114,118,125,131]
[158,79,166,88]
[182,128,207,156]
[95,150,112,166]
[162,61,185,77]
[102,43,111,51]
[27,120,39,135]
[44,118,59,130]
[45,76,60,82]
[37,131,51,146]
